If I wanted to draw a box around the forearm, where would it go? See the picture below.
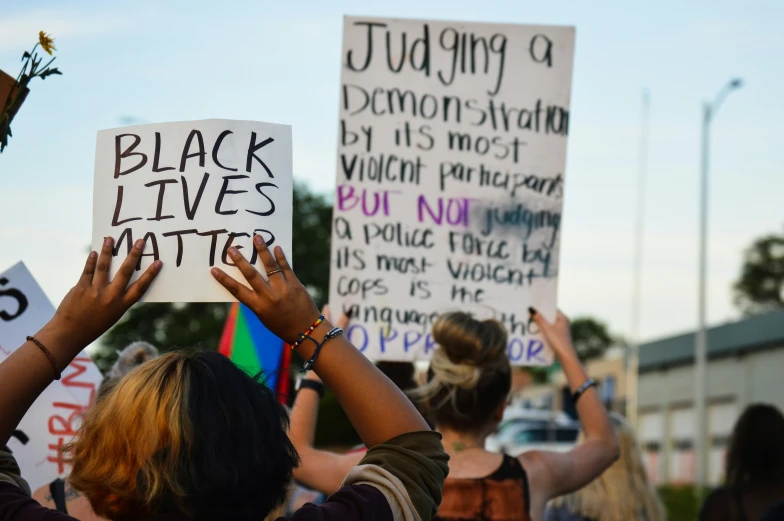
[0,321,83,446]
[294,323,429,449]
[289,383,320,449]
[558,351,616,448]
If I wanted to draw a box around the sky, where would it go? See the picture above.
[0,0,782,344]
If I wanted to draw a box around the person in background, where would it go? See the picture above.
[287,306,422,498]
[417,309,619,521]
[31,342,160,520]
[0,236,448,521]
[699,403,784,521]
[545,413,665,521]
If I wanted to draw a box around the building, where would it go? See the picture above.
[637,310,784,485]
[513,310,784,486]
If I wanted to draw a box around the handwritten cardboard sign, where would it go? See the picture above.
[0,262,103,491]
[92,119,293,302]
[328,17,575,365]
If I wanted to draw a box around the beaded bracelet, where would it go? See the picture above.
[291,314,325,349]
[301,327,344,373]
[26,336,61,380]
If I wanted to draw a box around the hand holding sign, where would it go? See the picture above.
[211,237,319,345]
[43,238,162,357]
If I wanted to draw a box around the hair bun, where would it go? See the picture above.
[432,312,507,367]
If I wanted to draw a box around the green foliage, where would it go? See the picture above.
[93,183,333,372]
[657,485,711,521]
[734,228,784,315]
[570,316,613,362]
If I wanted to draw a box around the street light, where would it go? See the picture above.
[694,77,743,492]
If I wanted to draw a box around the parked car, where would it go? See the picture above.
[486,408,579,455]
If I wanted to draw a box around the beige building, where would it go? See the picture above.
[637,310,784,485]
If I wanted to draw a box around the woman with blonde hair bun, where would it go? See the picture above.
[416,309,619,521]
[545,413,666,521]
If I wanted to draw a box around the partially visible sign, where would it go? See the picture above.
[0,262,103,491]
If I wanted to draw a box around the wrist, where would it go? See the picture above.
[34,319,86,368]
[295,378,325,397]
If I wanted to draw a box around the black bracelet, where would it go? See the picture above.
[296,379,325,398]
[300,327,344,373]
[572,379,597,404]
[27,336,61,380]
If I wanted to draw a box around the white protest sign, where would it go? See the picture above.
[92,119,293,302]
[0,262,103,492]
[329,17,574,365]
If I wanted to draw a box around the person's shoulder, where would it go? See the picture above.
[699,486,732,521]
[283,483,393,521]
[0,481,77,520]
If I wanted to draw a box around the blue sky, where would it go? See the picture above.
[0,0,782,342]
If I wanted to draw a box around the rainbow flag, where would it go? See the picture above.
[218,303,291,402]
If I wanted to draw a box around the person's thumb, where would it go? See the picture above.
[529,306,552,337]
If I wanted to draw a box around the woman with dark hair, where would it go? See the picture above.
[415,311,619,521]
[699,403,784,521]
[0,236,448,521]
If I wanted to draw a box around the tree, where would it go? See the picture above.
[733,229,784,315]
[93,183,333,372]
[570,317,614,361]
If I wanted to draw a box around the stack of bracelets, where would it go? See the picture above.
[291,314,344,372]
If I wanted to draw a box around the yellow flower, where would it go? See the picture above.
[38,31,56,55]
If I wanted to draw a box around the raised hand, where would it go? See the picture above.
[48,237,162,352]
[210,235,320,343]
[529,308,575,360]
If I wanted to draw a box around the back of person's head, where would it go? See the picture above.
[726,403,784,486]
[412,312,510,432]
[551,413,665,521]
[376,361,417,393]
[65,350,298,521]
[97,341,160,401]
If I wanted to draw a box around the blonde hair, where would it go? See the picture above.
[550,414,666,521]
[65,353,193,520]
[410,312,511,431]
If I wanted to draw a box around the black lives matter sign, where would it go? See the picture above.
[328,17,574,365]
[92,119,293,302]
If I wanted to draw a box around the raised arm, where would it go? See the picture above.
[519,309,619,510]
[289,370,364,494]
[287,309,365,495]
[0,238,160,447]
[211,238,431,449]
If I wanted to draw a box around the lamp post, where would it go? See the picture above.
[694,78,743,491]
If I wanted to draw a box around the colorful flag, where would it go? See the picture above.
[218,303,291,402]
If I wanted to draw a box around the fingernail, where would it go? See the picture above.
[528,307,537,317]
[228,246,239,257]
[274,245,283,254]
[254,234,263,245]
[104,237,113,247]
[211,268,220,277]
[134,239,145,250]
[154,260,163,269]
[89,251,97,259]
